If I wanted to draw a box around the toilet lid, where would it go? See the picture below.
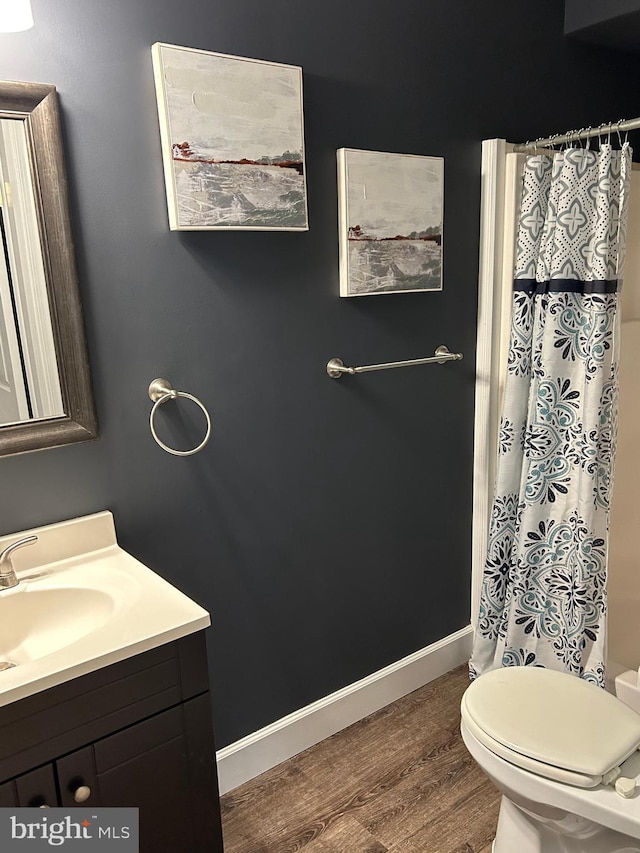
[461,667,640,783]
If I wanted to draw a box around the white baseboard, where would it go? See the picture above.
[216,624,473,795]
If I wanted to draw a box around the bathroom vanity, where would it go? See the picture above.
[0,512,224,852]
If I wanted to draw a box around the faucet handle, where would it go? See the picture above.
[0,535,38,590]
[0,535,38,571]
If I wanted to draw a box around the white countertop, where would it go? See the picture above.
[0,511,210,707]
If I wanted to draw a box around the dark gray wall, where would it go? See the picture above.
[1,0,638,747]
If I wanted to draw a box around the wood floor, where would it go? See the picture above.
[220,665,501,852]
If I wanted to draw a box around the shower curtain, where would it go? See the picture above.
[470,142,632,686]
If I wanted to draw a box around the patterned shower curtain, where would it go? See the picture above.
[470,142,632,686]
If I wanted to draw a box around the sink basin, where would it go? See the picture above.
[0,511,210,707]
[0,587,115,665]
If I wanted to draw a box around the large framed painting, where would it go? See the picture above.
[337,148,443,296]
[152,43,308,231]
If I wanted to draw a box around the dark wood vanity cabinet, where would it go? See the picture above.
[0,632,224,852]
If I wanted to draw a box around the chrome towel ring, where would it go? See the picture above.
[148,378,211,457]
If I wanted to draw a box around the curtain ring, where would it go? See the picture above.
[597,122,605,148]
[148,378,212,457]
[623,123,630,146]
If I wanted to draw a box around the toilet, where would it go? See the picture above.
[460,666,640,852]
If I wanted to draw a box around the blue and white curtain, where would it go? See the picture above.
[470,142,632,686]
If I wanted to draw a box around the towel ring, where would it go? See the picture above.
[148,378,211,457]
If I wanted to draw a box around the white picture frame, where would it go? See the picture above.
[337,148,444,296]
[152,43,308,231]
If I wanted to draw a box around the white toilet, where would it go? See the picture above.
[460,666,640,852]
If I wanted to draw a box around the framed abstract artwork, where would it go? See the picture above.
[152,43,308,231]
[337,148,444,296]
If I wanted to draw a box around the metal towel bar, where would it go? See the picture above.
[326,345,463,379]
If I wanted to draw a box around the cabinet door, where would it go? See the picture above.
[1,766,58,807]
[15,765,58,808]
[97,706,194,853]
[57,745,99,809]
[0,780,17,807]
[0,764,58,808]
[56,697,222,853]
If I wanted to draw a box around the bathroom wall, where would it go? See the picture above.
[1,0,639,748]
[607,169,640,681]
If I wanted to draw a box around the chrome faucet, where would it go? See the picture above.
[0,535,37,590]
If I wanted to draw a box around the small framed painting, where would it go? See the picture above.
[337,148,444,296]
[152,43,308,231]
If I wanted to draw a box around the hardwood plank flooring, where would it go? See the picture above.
[220,666,501,852]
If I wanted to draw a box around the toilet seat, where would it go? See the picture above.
[461,667,640,788]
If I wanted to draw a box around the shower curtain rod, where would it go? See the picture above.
[513,116,640,152]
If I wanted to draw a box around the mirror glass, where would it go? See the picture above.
[0,81,97,455]
[0,116,63,424]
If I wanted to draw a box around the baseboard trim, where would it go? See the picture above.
[216,624,473,794]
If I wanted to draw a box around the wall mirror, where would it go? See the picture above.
[0,80,97,456]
